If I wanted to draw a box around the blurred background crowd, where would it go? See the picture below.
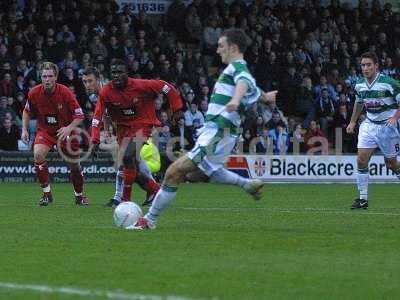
[0,0,399,157]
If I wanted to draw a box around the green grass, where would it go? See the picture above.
[0,182,399,300]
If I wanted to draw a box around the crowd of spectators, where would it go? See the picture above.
[0,0,399,157]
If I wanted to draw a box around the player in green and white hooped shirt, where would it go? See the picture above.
[133,28,277,229]
[347,52,400,209]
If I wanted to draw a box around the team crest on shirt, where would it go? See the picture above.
[58,104,63,110]
[132,97,139,103]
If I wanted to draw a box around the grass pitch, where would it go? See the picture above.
[0,182,399,300]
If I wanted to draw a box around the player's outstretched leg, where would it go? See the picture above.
[209,168,265,200]
[133,155,196,230]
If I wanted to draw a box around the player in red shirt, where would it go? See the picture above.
[82,66,161,207]
[91,59,183,203]
[21,62,89,206]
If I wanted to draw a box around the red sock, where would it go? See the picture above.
[122,168,137,201]
[34,161,49,189]
[146,179,160,194]
[70,168,84,194]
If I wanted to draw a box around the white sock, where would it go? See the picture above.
[145,185,177,223]
[114,169,124,202]
[42,185,51,193]
[74,191,82,196]
[209,168,250,188]
[357,167,369,200]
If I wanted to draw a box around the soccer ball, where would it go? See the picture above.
[113,201,143,229]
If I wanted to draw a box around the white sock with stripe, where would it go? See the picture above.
[145,185,177,224]
[357,167,369,200]
[209,168,250,188]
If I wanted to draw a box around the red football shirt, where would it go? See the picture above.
[91,78,183,143]
[24,83,84,136]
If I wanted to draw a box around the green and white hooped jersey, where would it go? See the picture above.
[205,59,261,134]
[355,73,400,123]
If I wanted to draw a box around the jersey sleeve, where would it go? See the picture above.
[354,81,364,103]
[91,89,106,144]
[24,90,34,116]
[23,99,32,115]
[65,88,85,120]
[142,80,183,112]
[232,62,261,106]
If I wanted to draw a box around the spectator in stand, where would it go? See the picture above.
[185,7,203,44]
[199,99,208,118]
[0,44,12,65]
[240,128,253,154]
[58,50,80,71]
[0,73,15,97]
[255,51,279,91]
[159,59,175,82]
[381,57,397,77]
[253,115,265,137]
[26,61,43,84]
[197,85,210,103]
[294,76,315,128]
[171,116,195,153]
[316,87,336,139]
[172,61,189,85]
[165,0,187,40]
[89,35,108,60]
[265,111,287,131]
[0,96,15,121]
[16,59,32,78]
[15,73,28,94]
[304,120,328,154]
[334,103,355,153]
[288,123,305,154]
[12,92,26,119]
[268,125,289,155]
[202,17,222,57]
[0,117,20,151]
[184,102,204,127]
[56,24,75,43]
[255,126,269,154]
[314,75,337,100]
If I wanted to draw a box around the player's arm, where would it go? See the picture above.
[21,101,31,144]
[260,90,278,104]
[91,91,106,145]
[226,80,249,112]
[57,90,85,140]
[346,102,364,134]
[144,80,182,110]
[386,78,400,127]
[146,80,184,120]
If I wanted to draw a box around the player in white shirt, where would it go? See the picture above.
[347,52,400,209]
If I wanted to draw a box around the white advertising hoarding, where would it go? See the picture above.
[227,155,398,183]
